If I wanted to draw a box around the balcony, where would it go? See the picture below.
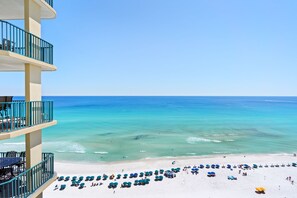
[45,0,54,8]
[0,20,56,71]
[0,0,56,20]
[0,152,55,198]
[0,100,56,139]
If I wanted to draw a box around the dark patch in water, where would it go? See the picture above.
[98,132,113,136]
[133,135,149,140]
[231,128,281,138]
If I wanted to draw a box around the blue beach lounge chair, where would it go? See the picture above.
[58,176,64,181]
[72,176,77,181]
[60,184,66,190]
[79,183,85,189]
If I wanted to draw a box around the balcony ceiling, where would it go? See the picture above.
[0,51,57,71]
[0,0,56,20]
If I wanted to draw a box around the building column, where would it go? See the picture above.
[24,0,42,169]
[25,64,42,168]
[24,1,43,196]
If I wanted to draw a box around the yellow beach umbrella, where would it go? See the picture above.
[255,187,261,191]
[256,187,265,192]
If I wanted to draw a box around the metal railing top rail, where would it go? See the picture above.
[0,153,55,198]
[0,152,53,160]
[0,20,53,64]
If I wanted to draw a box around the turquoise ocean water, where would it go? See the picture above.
[1,96,297,162]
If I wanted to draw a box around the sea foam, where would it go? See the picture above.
[49,142,86,154]
[94,151,108,155]
[186,137,221,144]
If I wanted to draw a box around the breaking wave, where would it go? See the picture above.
[186,137,222,144]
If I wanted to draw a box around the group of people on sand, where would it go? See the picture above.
[238,170,248,176]
[90,182,103,187]
[286,176,294,185]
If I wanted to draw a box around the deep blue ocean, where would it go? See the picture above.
[1,96,297,162]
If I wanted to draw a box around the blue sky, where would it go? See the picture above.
[2,0,297,96]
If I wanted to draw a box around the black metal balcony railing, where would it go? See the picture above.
[0,152,54,198]
[0,101,54,133]
[45,0,54,8]
[0,20,53,64]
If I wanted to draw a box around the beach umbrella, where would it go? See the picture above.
[260,187,265,191]
[256,187,265,192]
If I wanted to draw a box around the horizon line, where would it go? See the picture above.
[32,95,297,97]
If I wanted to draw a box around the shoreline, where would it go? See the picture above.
[53,151,297,166]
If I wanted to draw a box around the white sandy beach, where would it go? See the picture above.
[44,154,297,198]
